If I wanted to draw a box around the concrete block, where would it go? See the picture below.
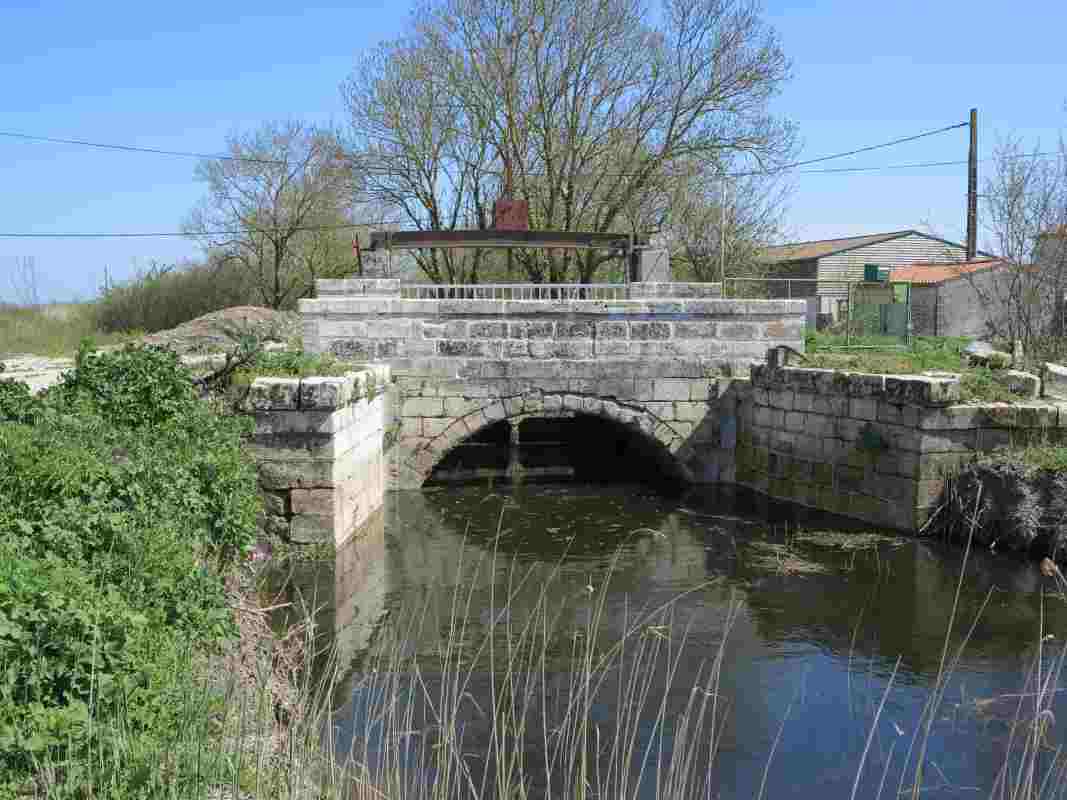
[246,377,301,411]
[1042,363,1067,400]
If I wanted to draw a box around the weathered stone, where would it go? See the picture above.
[261,490,288,516]
[300,376,352,410]
[246,377,301,411]
[993,369,1041,400]
[884,375,960,406]
[1041,362,1067,400]
[291,488,335,516]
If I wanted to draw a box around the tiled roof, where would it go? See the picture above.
[758,230,916,262]
[889,258,1005,286]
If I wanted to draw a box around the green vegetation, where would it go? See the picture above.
[0,303,135,357]
[0,344,261,795]
[94,259,259,334]
[235,349,359,380]
[801,332,1025,403]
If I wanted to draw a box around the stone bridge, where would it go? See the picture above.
[299,279,806,488]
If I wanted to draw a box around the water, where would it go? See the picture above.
[284,483,1067,799]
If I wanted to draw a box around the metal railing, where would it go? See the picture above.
[400,283,629,301]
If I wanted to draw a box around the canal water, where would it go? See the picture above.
[282,483,1067,799]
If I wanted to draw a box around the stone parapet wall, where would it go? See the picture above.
[737,365,1067,530]
[626,282,722,298]
[300,287,804,366]
[242,365,392,546]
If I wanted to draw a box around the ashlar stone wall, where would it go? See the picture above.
[243,365,392,546]
[738,365,1067,530]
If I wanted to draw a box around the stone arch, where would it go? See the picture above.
[404,390,693,486]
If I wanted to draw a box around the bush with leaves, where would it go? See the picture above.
[0,344,260,784]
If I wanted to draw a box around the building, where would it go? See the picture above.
[889,259,1010,337]
[759,229,988,316]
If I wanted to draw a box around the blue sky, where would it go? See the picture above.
[2,0,1065,302]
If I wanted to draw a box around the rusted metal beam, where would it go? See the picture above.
[369,229,646,252]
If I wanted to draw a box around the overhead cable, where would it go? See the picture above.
[0,130,285,165]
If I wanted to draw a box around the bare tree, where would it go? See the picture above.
[659,166,791,282]
[185,120,357,309]
[974,135,1067,343]
[344,0,796,284]
[8,256,41,307]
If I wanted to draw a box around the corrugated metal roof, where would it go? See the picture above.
[759,230,916,263]
[889,258,1005,285]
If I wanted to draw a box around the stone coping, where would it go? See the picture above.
[245,365,390,412]
[751,364,1067,419]
[299,297,806,316]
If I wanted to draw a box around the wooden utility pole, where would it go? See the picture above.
[966,108,978,261]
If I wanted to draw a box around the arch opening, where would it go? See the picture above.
[425,412,686,490]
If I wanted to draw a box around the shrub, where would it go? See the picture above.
[0,345,260,783]
[94,258,258,334]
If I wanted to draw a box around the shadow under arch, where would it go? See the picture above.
[410,394,694,488]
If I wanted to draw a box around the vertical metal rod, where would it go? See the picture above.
[967,107,978,261]
[720,177,727,286]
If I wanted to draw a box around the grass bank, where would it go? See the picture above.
[0,344,279,796]
[0,303,134,357]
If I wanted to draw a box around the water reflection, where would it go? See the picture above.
[285,484,1067,799]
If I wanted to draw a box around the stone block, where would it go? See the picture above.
[261,490,288,516]
[768,388,795,411]
[438,340,502,358]
[556,321,594,339]
[673,321,717,338]
[246,377,301,411]
[993,369,1041,400]
[258,459,335,489]
[630,322,672,340]
[717,322,759,339]
[401,397,444,417]
[1042,363,1067,400]
[850,397,878,421]
[885,375,960,406]
[443,396,483,417]
[595,321,629,339]
[300,376,353,410]
[291,488,335,516]
[654,379,692,401]
[423,418,454,438]
[290,514,334,544]
[469,321,507,339]
[675,402,707,422]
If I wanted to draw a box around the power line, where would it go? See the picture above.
[0,222,390,239]
[0,130,285,165]
[728,121,969,177]
[794,150,1061,175]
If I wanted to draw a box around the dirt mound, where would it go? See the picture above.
[139,306,300,354]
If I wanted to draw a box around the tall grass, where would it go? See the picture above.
[24,525,1067,799]
[0,303,131,357]
[94,259,259,334]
